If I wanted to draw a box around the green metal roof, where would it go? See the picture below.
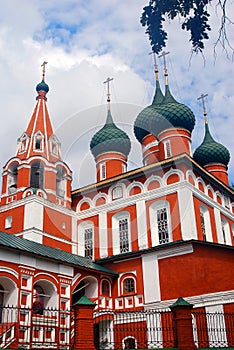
[73,295,96,306]
[170,297,193,308]
[0,231,116,276]
[193,123,230,167]
[90,109,131,158]
[134,80,164,143]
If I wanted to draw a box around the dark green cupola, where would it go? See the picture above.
[149,83,196,136]
[90,109,131,159]
[193,122,230,167]
[134,70,164,143]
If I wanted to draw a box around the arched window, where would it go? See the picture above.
[123,278,135,294]
[30,161,44,189]
[7,163,18,194]
[124,337,136,349]
[200,205,212,242]
[33,284,45,314]
[221,218,229,244]
[101,280,110,296]
[56,166,66,198]
[0,284,4,323]
[112,186,123,200]
[34,131,44,151]
[84,227,93,259]
[50,135,59,157]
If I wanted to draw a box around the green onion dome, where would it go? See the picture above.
[134,80,164,143]
[149,85,196,136]
[193,123,230,167]
[36,80,49,93]
[90,109,131,158]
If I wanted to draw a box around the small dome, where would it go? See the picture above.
[90,110,131,158]
[149,85,196,136]
[193,123,230,167]
[36,80,49,94]
[134,80,164,143]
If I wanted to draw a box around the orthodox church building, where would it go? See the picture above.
[0,54,233,335]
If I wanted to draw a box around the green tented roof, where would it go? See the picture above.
[0,231,116,275]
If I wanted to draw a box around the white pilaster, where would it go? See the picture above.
[136,200,148,250]
[177,187,197,240]
[214,208,223,243]
[142,253,160,304]
[99,211,108,258]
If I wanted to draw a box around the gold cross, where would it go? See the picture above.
[103,77,114,104]
[41,61,48,81]
[159,51,170,72]
[197,93,208,123]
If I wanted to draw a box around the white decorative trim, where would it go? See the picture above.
[0,267,18,279]
[144,290,234,310]
[142,140,159,153]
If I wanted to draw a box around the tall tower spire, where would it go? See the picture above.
[1,63,72,209]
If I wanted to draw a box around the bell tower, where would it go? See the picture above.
[0,64,74,252]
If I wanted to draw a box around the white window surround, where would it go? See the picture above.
[18,133,29,154]
[149,200,172,246]
[200,205,213,242]
[100,162,106,180]
[77,221,94,258]
[112,186,123,200]
[122,163,127,174]
[221,218,231,245]
[50,135,60,157]
[164,140,172,158]
[5,216,12,229]
[33,131,44,152]
[112,211,131,255]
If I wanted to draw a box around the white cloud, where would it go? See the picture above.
[0,0,233,188]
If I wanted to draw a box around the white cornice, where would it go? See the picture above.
[144,290,234,310]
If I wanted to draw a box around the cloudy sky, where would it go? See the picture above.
[0,0,233,189]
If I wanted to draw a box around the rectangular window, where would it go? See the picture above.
[200,212,206,241]
[157,208,169,244]
[119,218,129,253]
[164,141,172,158]
[100,162,106,180]
[84,228,93,259]
[122,163,127,173]
[5,216,12,229]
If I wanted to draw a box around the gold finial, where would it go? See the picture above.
[159,51,170,85]
[41,61,48,81]
[149,51,159,80]
[197,93,208,123]
[103,77,114,110]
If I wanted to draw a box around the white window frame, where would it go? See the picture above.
[164,140,172,158]
[112,212,131,255]
[149,201,172,246]
[5,216,12,229]
[200,205,213,242]
[221,218,231,245]
[33,131,44,152]
[77,221,94,258]
[112,186,123,200]
[100,162,106,180]
[84,227,93,259]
